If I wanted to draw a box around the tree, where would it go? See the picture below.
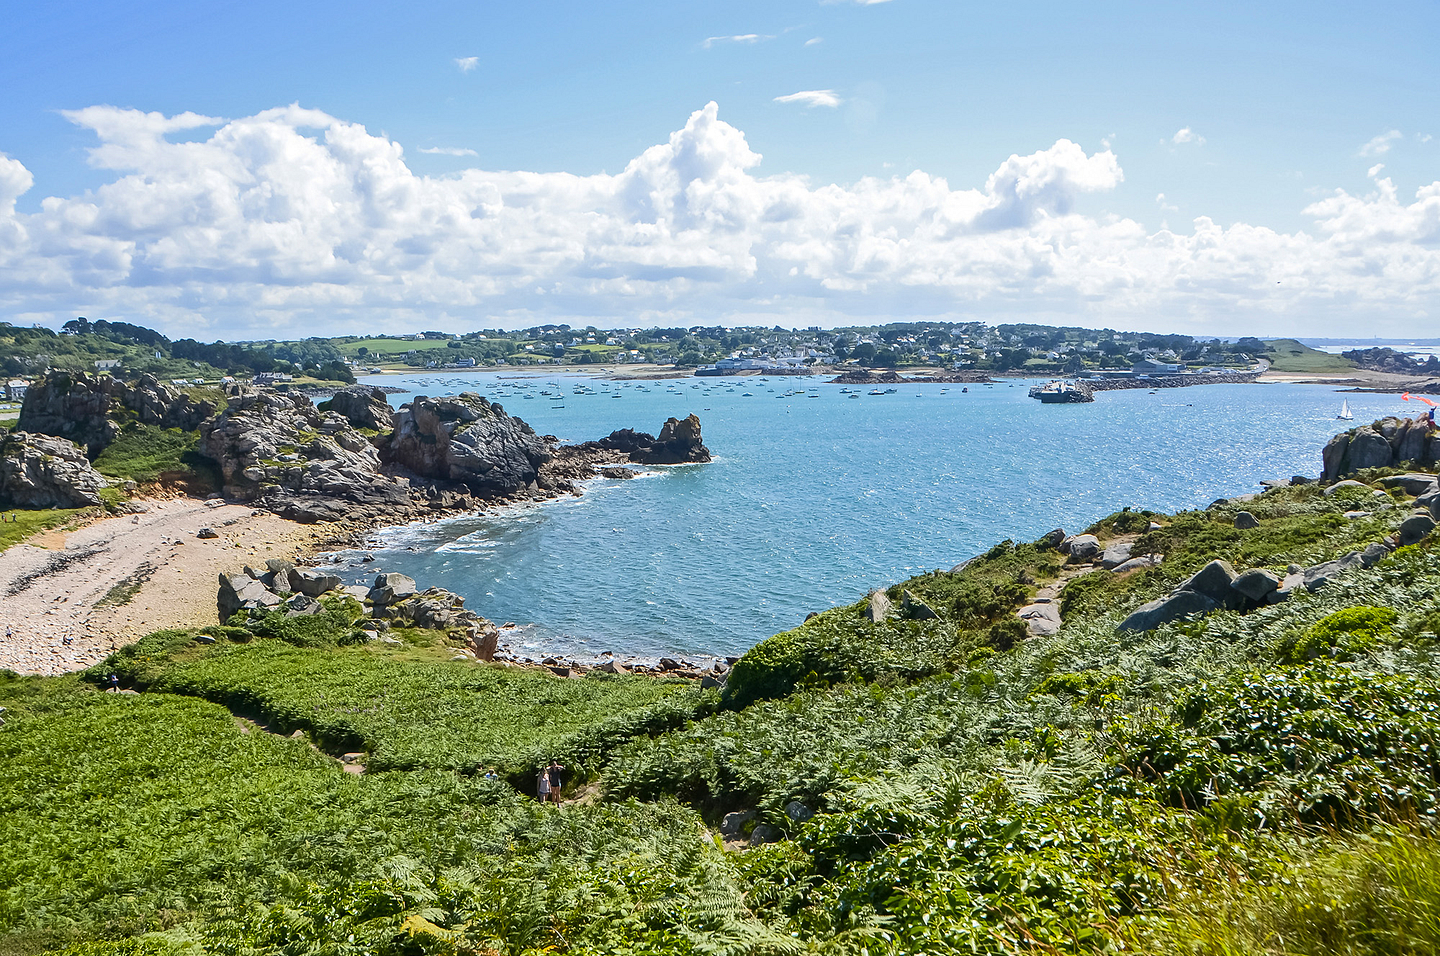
[851,342,878,365]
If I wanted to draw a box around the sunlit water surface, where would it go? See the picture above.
[319,372,1394,661]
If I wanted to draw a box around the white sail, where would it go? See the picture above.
[1338,400,1353,420]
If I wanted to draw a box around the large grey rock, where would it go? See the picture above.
[1178,559,1240,607]
[1118,590,1218,633]
[1233,511,1260,530]
[1303,552,1364,591]
[1017,602,1062,636]
[1271,571,1305,604]
[217,570,283,620]
[1360,541,1394,567]
[1066,534,1101,562]
[1381,474,1440,496]
[720,809,756,837]
[900,589,939,620]
[1100,541,1134,569]
[864,589,892,623]
[16,370,216,454]
[1230,568,1280,602]
[368,572,417,605]
[317,386,395,432]
[1399,513,1437,546]
[1322,415,1440,479]
[283,593,322,617]
[1111,554,1162,574]
[594,415,712,465]
[287,567,342,597]
[784,801,814,823]
[200,389,411,519]
[1036,528,1066,550]
[0,432,108,508]
[380,393,552,498]
[385,587,477,631]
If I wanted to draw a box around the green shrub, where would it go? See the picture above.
[1278,605,1398,663]
[91,424,206,485]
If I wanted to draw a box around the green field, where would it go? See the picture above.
[338,337,469,358]
[1263,337,1359,373]
[6,463,1440,955]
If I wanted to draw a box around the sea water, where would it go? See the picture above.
[321,373,1407,661]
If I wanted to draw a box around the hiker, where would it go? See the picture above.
[536,765,551,803]
[107,673,120,693]
[546,759,564,803]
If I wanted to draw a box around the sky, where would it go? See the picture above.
[1,0,1437,340]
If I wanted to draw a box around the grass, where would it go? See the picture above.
[1264,338,1359,373]
[102,629,711,779]
[0,677,733,956]
[3,465,1440,955]
[1116,826,1440,955]
[0,507,91,553]
[341,337,466,357]
[91,424,215,490]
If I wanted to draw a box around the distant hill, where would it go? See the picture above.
[1262,338,1358,373]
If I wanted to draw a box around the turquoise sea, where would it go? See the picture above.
[321,372,1406,662]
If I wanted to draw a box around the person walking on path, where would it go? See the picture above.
[546,760,565,803]
[536,765,551,803]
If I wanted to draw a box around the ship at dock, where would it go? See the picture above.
[1027,380,1094,404]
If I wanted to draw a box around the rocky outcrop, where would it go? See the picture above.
[317,386,395,433]
[1321,415,1439,480]
[17,370,216,454]
[595,415,712,465]
[0,432,109,508]
[380,393,552,498]
[200,389,411,522]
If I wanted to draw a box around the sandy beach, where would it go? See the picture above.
[0,498,326,676]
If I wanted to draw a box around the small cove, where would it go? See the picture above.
[321,372,1400,661]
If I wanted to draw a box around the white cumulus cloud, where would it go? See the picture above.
[1171,127,1205,145]
[774,90,842,108]
[0,102,1438,337]
[1360,129,1402,157]
[454,56,479,73]
[420,146,479,157]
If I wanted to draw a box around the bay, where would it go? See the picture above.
[322,372,1404,662]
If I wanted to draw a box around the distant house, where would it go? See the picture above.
[1132,359,1182,375]
[94,359,121,371]
[5,380,27,401]
[253,372,294,385]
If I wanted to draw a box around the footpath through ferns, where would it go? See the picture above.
[4,422,1440,955]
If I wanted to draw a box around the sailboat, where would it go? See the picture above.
[1338,399,1354,421]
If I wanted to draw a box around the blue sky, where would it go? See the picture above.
[1,0,1437,338]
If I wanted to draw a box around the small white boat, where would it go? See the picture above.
[1338,400,1354,421]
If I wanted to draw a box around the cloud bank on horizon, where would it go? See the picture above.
[0,101,1437,339]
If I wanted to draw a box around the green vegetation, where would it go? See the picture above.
[91,424,218,490]
[0,506,92,552]
[5,469,1440,955]
[1262,337,1359,373]
[104,625,709,777]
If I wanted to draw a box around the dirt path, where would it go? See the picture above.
[0,498,325,676]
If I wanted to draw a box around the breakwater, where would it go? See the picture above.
[1088,371,1261,391]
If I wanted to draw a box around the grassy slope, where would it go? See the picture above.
[4,461,1440,955]
[107,632,708,776]
[1263,337,1359,373]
